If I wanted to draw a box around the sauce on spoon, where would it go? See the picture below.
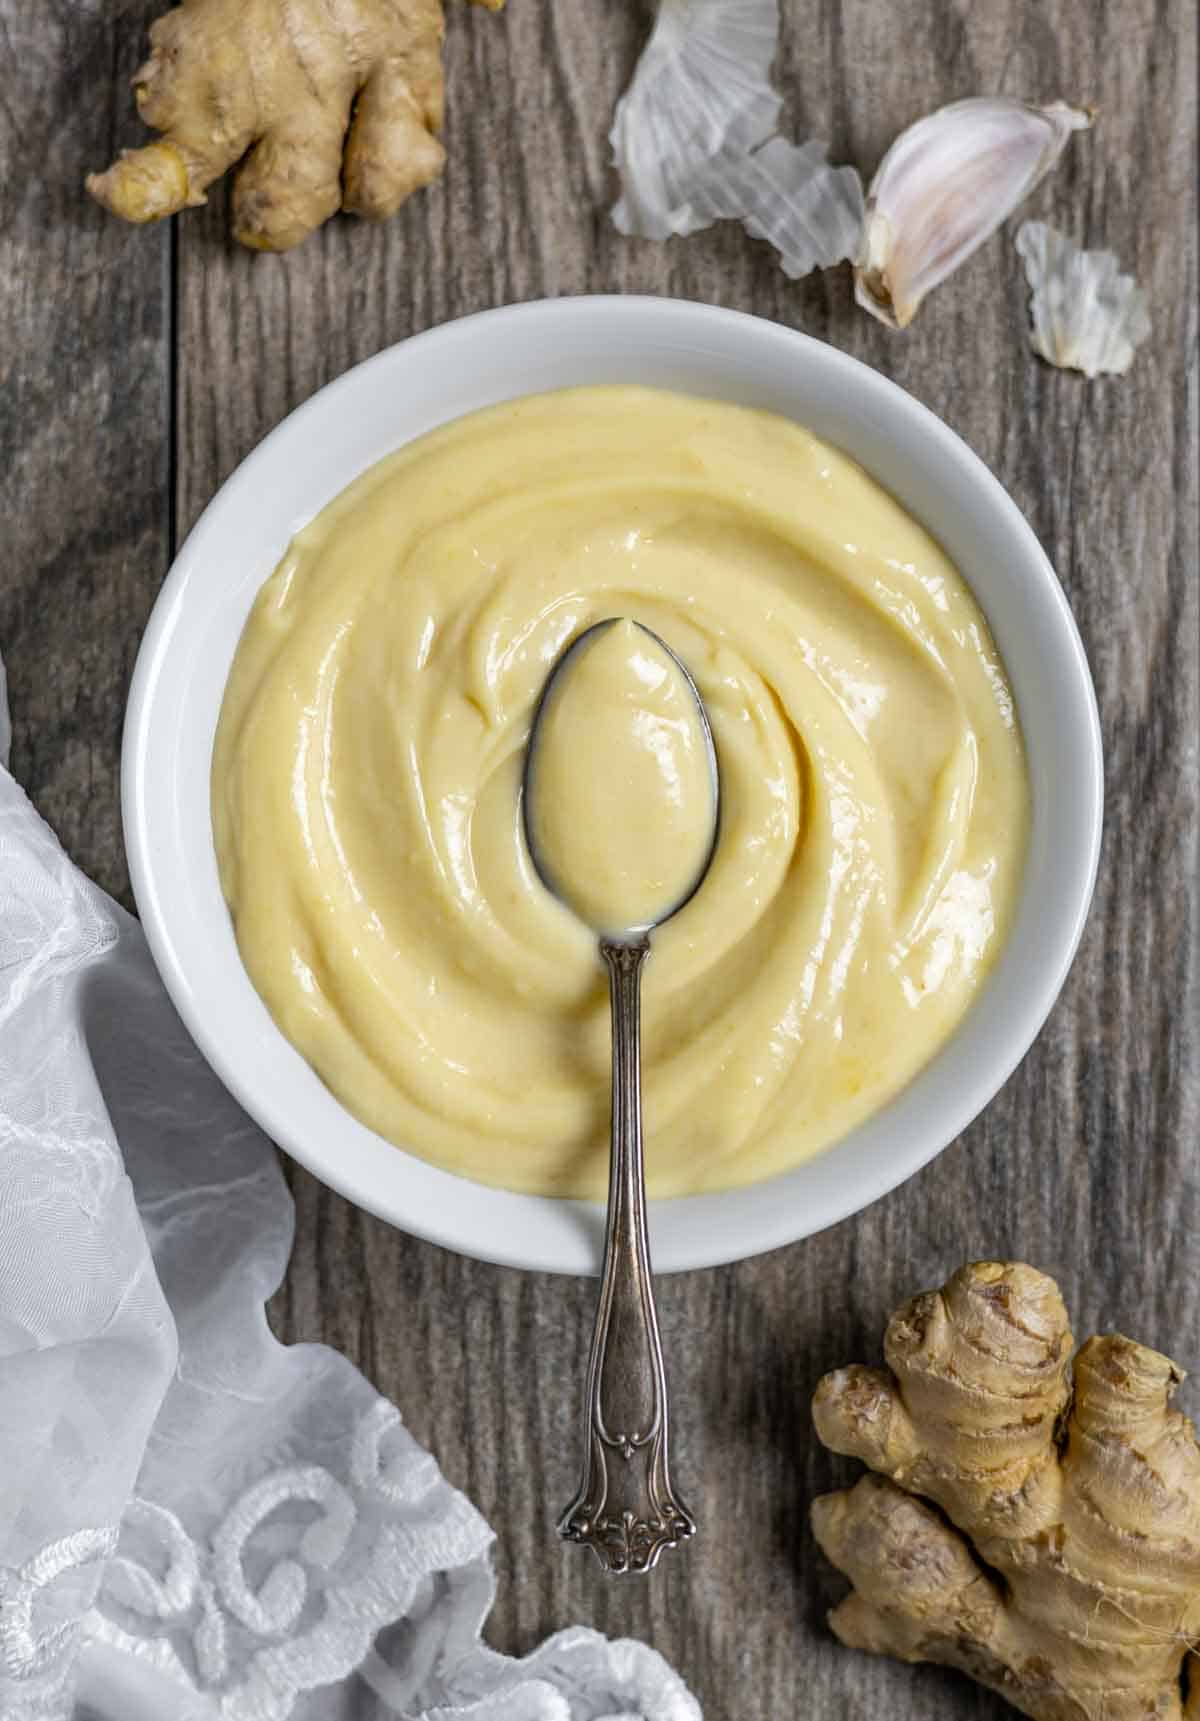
[524,618,718,939]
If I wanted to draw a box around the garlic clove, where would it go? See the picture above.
[610,0,864,276]
[1015,221,1151,377]
[856,98,1092,329]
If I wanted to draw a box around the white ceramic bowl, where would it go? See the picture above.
[124,297,1103,1275]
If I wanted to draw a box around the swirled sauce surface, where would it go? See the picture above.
[212,387,1028,1197]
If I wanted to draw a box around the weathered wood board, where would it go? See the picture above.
[2,0,1196,1712]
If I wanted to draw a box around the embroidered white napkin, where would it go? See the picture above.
[0,674,700,1721]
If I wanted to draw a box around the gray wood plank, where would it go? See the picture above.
[0,0,171,906]
[5,0,1195,1715]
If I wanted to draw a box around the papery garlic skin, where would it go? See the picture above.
[856,98,1092,329]
[611,0,863,274]
[611,0,782,239]
[1015,221,1151,377]
[683,136,864,279]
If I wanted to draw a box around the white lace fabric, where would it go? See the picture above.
[0,700,700,1721]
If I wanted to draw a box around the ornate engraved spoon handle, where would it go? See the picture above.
[558,937,696,1574]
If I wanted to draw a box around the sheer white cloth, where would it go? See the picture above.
[0,687,700,1721]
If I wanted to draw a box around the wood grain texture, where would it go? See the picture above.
[3,0,1197,1714]
[0,0,170,903]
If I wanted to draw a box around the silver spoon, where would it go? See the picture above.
[523,618,719,1574]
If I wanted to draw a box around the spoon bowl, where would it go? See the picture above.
[523,618,721,939]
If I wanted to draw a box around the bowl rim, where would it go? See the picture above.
[123,294,1104,1276]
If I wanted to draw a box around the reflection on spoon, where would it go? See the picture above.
[524,618,719,1572]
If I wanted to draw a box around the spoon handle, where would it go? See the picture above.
[559,937,696,1574]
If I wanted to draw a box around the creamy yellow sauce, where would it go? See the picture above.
[526,619,717,937]
[212,387,1028,1198]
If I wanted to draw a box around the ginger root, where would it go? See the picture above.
[812,1262,1200,1720]
[87,0,501,251]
